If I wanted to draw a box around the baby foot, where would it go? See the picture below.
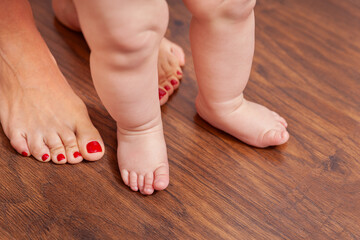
[0,34,104,164]
[117,121,169,195]
[196,94,289,148]
[52,0,185,105]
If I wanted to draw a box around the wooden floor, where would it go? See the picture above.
[1,0,359,239]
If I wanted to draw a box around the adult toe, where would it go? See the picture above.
[159,87,169,106]
[27,134,51,162]
[59,130,83,164]
[8,130,30,157]
[153,165,169,191]
[45,133,67,164]
[76,121,104,161]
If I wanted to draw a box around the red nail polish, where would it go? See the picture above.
[170,79,178,86]
[57,154,65,161]
[177,70,182,76]
[21,151,28,157]
[42,154,49,161]
[73,151,82,158]
[86,141,102,153]
[159,88,167,100]
[164,85,171,91]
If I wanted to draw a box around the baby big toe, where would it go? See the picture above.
[154,165,169,191]
[76,123,104,161]
[262,128,289,147]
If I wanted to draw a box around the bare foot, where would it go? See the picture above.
[196,94,289,148]
[158,38,185,105]
[0,23,104,164]
[117,119,169,195]
[52,0,185,106]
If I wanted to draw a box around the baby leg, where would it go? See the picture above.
[52,0,185,106]
[183,0,289,147]
[73,0,169,194]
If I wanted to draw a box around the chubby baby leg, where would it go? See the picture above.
[73,0,169,194]
[183,0,289,147]
[52,0,185,106]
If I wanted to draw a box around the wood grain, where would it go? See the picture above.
[0,0,359,239]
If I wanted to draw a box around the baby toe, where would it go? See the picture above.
[121,169,130,186]
[76,121,104,161]
[59,130,83,164]
[154,165,169,191]
[143,172,155,195]
[272,112,288,127]
[278,116,288,127]
[129,171,139,192]
[138,174,145,194]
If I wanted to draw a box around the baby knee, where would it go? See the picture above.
[185,0,256,21]
[90,3,169,67]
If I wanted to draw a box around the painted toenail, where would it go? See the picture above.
[21,151,28,157]
[86,141,102,153]
[42,154,49,161]
[57,154,65,161]
[164,85,171,91]
[177,70,182,76]
[170,79,178,86]
[159,88,167,100]
[73,151,82,158]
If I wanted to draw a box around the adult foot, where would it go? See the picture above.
[52,0,185,106]
[117,119,169,195]
[0,28,104,164]
[158,38,185,105]
[196,94,289,148]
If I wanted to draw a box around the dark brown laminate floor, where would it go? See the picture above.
[1,0,359,239]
